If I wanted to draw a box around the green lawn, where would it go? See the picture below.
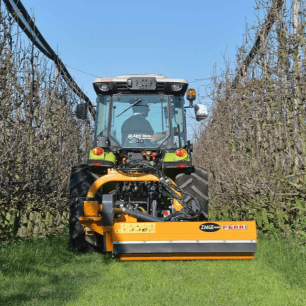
[0,231,305,306]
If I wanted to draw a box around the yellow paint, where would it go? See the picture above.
[79,216,103,235]
[83,201,99,216]
[112,220,257,242]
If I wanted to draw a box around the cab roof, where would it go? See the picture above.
[93,74,188,84]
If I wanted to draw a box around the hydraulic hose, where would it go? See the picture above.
[121,208,164,222]
[117,161,204,221]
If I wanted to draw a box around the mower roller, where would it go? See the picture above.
[69,74,257,260]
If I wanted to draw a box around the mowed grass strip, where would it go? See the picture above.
[0,231,305,306]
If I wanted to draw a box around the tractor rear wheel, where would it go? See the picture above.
[69,164,103,252]
[175,166,209,220]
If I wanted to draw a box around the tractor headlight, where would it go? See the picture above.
[171,83,183,91]
[99,84,110,91]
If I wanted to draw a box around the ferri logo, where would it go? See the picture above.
[222,225,247,230]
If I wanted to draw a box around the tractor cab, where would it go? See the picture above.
[77,74,208,150]
[95,92,186,150]
[93,74,196,150]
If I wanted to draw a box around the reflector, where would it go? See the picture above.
[93,148,104,156]
[175,149,187,157]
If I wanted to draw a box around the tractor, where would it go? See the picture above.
[69,74,256,261]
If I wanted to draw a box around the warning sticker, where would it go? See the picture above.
[115,223,156,234]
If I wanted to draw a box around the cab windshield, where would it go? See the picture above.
[95,94,186,149]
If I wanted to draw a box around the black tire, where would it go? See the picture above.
[69,164,103,252]
[175,166,209,220]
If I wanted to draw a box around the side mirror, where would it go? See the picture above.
[194,104,208,121]
[75,103,88,120]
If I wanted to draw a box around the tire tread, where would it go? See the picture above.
[69,164,103,252]
[175,166,209,219]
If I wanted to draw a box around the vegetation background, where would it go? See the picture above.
[0,2,91,240]
[194,0,306,245]
[0,0,306,246]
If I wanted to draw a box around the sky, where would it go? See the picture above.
[11,0,259,135]
[18,0,259,99]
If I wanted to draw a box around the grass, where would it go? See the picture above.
[0,231,305,306]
